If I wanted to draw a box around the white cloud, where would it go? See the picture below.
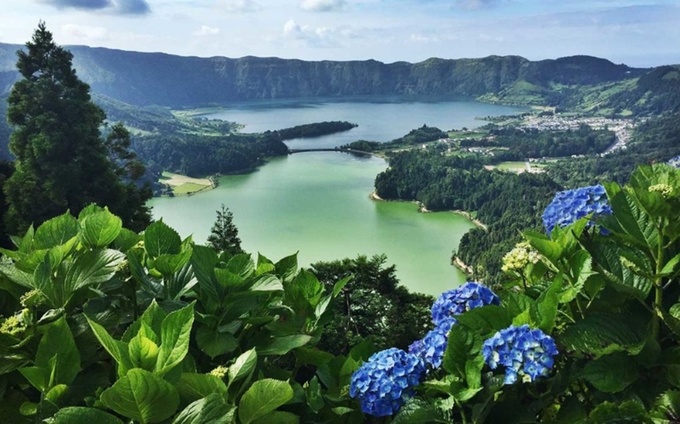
[61,23,109,41]
[299,0,347,12]
[195,25,220,36]
[283,19,357,47]
[219,0,261,12]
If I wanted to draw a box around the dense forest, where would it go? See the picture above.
[469,125,616,159]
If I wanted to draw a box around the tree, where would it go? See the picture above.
[3,22,151,234]
[207,204,243,255]
[312,254,433,356]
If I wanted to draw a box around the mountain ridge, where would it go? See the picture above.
[0,42,649,108]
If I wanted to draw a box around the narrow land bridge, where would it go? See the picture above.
[288,148,373,155]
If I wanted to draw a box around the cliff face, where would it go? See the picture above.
[0,43,648,107]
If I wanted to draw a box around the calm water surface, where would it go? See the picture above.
[149,99,525,295]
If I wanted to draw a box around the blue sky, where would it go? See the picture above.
[1,0,679,67]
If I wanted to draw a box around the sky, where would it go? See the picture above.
[1,0,679,67]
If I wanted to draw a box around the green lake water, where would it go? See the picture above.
[149,99,525,295]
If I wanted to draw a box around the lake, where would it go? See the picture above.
[149,98,525,295]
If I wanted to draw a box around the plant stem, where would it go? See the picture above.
[652,224,665,340]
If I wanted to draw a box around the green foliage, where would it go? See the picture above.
[3,23,151,234]
[207,205,243,256]
[0,204,355,422]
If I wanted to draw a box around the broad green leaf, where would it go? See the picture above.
[227,253,255,278]
[144,220,182,258]
[259,335,313,356]
[661,253,680,277]
[274,253,298,282]
[154,249,193,277]
[536,279,561,333]
[524,230,563,266]
[196,326,238,359]
[256,253,275,275]
[86,316,133,377]
[650,390,680,424]
[455,305,512,335]
[65,249,125,292]
[191,245,221,301]
[294,347,334,367]
[238,379,293,424]
[250,274,283,292]
[128,335,159,371]
[113,228,141,253]
[392,398,450,423]
[227,349,257,389]
[33,213,79,250]
[79,210,122,249]
[45,384,68,404]
[19,366,48,392]
[561,313,648,358]
[586,238,654,299]
[252,411,299,424]
[588,400,650,424]
[156,302,195,375]
[47,406,125,424]
[580,353,639,393]
[172,393,234,424]
[443,325,478,381]
[34,317,80,387]
[0,263,34,289]
[332,275,351,298]
[100,368,180,424]
[122,300,166,343]
[176,373,228,404]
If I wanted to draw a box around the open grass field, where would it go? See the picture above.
[161,172,213,195]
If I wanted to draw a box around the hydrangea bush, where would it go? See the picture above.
[349,348,426,416]
[482,325,558,385]
[349,164,680,422]
[541,184,612,233]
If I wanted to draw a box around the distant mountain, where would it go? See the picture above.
[0,43,650,109]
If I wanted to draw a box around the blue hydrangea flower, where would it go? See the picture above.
[349,348,426,416]
[542,184,612,234]
[482,325,558,385]
[408,318,454,369]
[669,156,680,168]
[431,282,500,327]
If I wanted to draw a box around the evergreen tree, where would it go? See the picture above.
[3,22,151,234]
[207,204,243,255]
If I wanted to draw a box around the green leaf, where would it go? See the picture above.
[392,398,450,423]
[191,245,221,301]
[196,327,238,359]
[79,209,122,249]
[259,335,313,356]
[144,221,181,258]
[294,347,334,367]
[100,368,180,424]
[113,228,141,253]
[256,253,275,275]
[128,335,159,371]
[443,325,479,381]
[524,230,564,265]
[34,316,80,388]
[238,379,293,424]
[155,302,195,375]
[579,353,639,393]
[661,253,680,277]
[172,393,234,424]
[561,313,648,357]
[275,253,298,282]
[250,274,284,292]
[19,366,48,392]
[650,390,680,423]
[47,407,125,424]
[536,279,561,333]
[227,349,257,389]
[85,316,133,377]
[252,411,299,424]
[45,383,68,404]
[332,275,351,298]
[586,239,654,299]
[588,400,650,424]
[123,300,166,343]
[65,249,125,292]
[176,373,228,404]
[155,249,193,277]
[33,213,79,250]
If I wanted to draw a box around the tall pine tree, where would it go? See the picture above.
[4,22,151,233]
[207,204,243,256]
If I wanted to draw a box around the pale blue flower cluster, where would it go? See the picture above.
[349,348,426,417]
[431,282,501,327]
[542,184,612,234]
[482,324,558,385]
[408,318,454,369]
[669,156,680,168]
[408,282,499,370]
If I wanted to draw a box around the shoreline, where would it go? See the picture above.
[452,255,474,275]
[369,191,488,230]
